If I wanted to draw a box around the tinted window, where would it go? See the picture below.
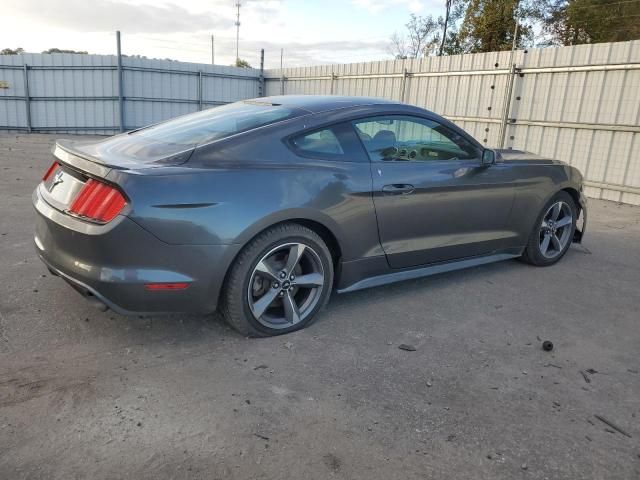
[79,102,302,164]
[291,128,344,156]
[354,116,480,162]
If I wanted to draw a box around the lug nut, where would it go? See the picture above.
[280,272,286,279]
[272,282,279,289]
[290,274,295,280]
[279,291,285,297]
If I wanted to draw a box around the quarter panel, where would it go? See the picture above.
[109,145,381,262]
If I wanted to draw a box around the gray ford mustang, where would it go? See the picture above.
[34,95,586,336]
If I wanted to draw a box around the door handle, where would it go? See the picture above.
[382,184,415,195]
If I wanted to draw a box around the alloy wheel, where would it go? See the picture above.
[538,201,573,259]
[247,242,325,329]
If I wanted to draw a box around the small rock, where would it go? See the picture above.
[136,422,142,427]
[253,364,268,370]
[521,463,528,470]
[426,381,432,387]
[398,344,416,352]
[245,399,251,405]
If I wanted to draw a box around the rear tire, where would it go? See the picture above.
[221,223,334,337]
[521,191,577,266]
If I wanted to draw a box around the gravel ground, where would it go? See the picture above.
[1,134,639,480]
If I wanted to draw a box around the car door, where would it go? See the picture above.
[353,115,518,269]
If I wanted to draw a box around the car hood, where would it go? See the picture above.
[495,149,566,165]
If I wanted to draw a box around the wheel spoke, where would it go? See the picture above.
[551,202,562,220]
[255,259,279,281]
[294,272,324,287]
[251,289,279,319]
[540,234,551,254]
[551,234,562,252]
[283,291,300,324]
[284,244,306,275]
[555,216,572,228]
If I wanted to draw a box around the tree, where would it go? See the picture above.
[457,0,538,52]
[541,0,640,46]
[42,48,88,54]
[1,47,24,55]
[388,14,440,59]
[234,58,252,68]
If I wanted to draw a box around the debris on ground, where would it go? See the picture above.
[283,341,294,350]
[544,363,562,369]
[254,433,269,441]
[542,341,554,351]
[253,364,268,370]
[580,371,591,383]
[594,414,632,438]
[398,344,416,352]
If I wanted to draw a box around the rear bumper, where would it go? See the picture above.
[33,186,240,314]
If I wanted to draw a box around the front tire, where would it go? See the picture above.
[521,191,577,266]
[221,223,334,337]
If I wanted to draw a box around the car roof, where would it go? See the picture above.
[247,95,401,113]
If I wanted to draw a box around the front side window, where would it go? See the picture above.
[354,116,480,162]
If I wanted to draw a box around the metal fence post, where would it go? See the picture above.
[116,31,125,132]
[400,68,411,103]
[330,73,336,95]
[198,70,203,110]
[22,63,32,133]
[499,63,517,147]
[259,49,265,97]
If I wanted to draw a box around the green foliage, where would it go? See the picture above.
[541,0,640,45]
[457,0,537,52]
[1,47,24,55]
[42,48,88,54]
[234,58,252,68]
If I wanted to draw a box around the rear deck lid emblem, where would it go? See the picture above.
[49,170,64,191]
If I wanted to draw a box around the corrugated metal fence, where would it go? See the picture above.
[1,41,639,204]
[265,40,640,205]
[0,53,261,135]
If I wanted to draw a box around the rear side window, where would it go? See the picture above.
[291,128,344,156]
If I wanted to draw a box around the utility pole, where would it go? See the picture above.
[211,35,215,65]
[235,2,241,65]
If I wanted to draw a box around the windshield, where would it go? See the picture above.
[74,102,302,165]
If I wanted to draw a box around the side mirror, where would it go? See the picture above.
[481,149,496,166]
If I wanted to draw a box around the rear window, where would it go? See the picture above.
[132,102,300,148]
[75,102,302,165]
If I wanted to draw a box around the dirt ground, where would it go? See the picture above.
[1,134,639,479]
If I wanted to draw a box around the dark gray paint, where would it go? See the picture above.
[33,96,587,314]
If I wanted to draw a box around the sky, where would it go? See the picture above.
[2,0,444,68]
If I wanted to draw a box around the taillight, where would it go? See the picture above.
[42,161,59,181]
[69,178,126,223]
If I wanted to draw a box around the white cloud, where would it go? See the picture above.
[352,0,426,14]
